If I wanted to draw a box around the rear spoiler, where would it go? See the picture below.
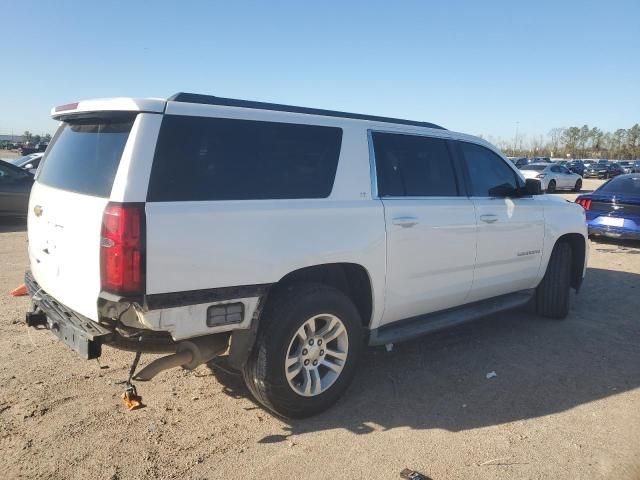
[51,97,166,120]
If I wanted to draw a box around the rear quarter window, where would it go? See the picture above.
[37,115,135,197]
[147,116,343,201]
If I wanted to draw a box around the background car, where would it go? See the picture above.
[0,159,34,217]
[566,160,585,176]
[584,162,623,179]
[617,161,634,174]
[519,162,582,193]
[632,161,640,173]
[576,174,640,240]
[9,152,44,174]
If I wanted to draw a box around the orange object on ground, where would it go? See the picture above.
[10,284,28,297]
[121,387,144,411]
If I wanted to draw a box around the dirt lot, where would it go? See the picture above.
[1,150,21,161]
[2,179,639,480]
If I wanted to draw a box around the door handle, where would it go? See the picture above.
[480,214,498,223]
[392,216,419,228]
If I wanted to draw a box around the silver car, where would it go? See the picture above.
[519,163,582,193]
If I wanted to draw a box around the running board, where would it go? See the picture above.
[368,289,535,346]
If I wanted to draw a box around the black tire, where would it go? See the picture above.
[242,283,363,418]
[573,179,582,192]
[536,241,572,319]
[547,180,556,193]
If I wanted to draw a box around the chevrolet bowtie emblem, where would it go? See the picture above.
[33,205,43,217]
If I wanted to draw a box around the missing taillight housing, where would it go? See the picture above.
[100,203,145,295]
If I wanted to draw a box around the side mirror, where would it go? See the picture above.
[488,183,520,197]
[523,178,542,195]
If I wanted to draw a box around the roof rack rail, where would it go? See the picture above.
[168,92,445,130]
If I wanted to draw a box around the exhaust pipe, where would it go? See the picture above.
[134,334,229,381]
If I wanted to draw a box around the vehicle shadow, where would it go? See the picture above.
[207,267,640,441]
[0,218,27,233]
[590,237,640,251]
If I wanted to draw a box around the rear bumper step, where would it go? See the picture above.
[25,271,112,359]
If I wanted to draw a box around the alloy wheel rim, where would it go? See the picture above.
[284,314,349,397]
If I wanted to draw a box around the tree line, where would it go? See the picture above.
[490,124,640,160]
[23,131,52,145]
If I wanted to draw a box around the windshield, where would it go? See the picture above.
[520,164,547,171]
[598,176,640,195]
[37,114,135,197]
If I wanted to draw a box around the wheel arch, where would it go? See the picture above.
[274,262,374,328]
[228,262,375,371]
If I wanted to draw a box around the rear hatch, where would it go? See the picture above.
[28,114,136,321]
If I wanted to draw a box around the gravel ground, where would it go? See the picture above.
[1,179,639,480]
[1,150,21,160]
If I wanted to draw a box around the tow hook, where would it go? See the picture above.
[25,311,47,327]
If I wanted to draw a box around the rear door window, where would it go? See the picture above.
[37,114,135,197]
[459,141,521,197]
[147,116,343,201]
[372,132,459,197]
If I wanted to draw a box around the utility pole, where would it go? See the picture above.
[515,121,520,153]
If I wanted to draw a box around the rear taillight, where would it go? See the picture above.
[576,198,592,210]
[100,203,144,295]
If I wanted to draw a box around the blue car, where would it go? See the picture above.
[575,174,640,240]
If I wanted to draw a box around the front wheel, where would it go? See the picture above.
[546,180,556,193]
[536,241,572,319]
[242,283,363,418]
[573,179,582,192]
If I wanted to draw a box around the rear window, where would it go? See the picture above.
[372,132,459,197]
[520,164,547,171]
[598,176,640,195]
[147,116,342,201]
[37,114,135,197]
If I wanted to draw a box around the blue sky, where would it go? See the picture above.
[2,0,639,142]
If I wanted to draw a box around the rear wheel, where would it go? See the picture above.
[536,241,572,319]
[242,283,363,418]
[573,179,582,192]
[547,180,556,193]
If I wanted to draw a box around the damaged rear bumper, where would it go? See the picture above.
[25,271,111,359]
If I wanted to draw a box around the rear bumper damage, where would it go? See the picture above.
[24,271,231,378]
[25,271,111,359]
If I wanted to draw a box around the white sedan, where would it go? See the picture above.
[519,163,582,193]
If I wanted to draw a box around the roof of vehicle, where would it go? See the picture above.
[521,163,551,168]
[167,92,446,130]
[52,93,446,130]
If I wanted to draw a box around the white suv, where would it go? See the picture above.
[25,93,588,417]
